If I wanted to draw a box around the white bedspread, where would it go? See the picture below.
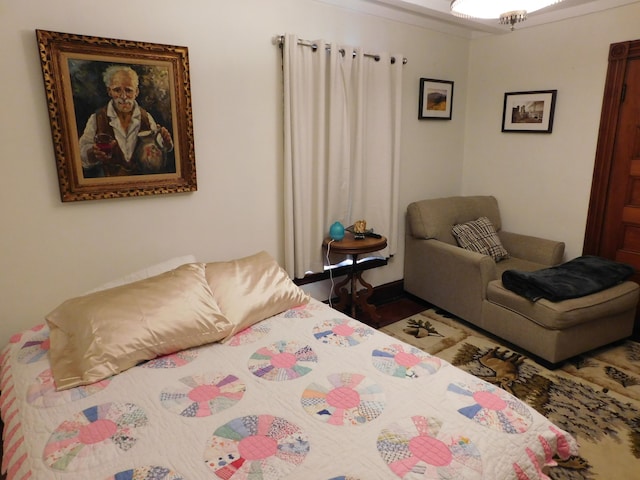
[1,298,577,479]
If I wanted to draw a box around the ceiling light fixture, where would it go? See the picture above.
[450,0,564,30]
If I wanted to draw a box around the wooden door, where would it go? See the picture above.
[584,40,640,337]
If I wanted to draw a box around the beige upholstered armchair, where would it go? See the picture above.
[403,195,639,365]
[404,196,564,326]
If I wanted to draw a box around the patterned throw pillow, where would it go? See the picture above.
[451,216,509,262]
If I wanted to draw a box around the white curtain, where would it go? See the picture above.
[282,34,403,278]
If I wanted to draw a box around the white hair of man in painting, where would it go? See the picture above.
[103,65,139,89]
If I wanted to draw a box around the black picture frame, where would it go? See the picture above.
[418,78,454,120]
[502,90,557,133]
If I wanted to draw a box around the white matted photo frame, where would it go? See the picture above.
[502,90,557,133]
[36,29,197,202]
[418,78,454,120]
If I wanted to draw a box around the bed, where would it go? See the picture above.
[0,252,577,479]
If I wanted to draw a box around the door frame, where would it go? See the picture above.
[584,40,640,255]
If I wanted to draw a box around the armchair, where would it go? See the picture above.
[405,195,564,325]
[404,196,638,365]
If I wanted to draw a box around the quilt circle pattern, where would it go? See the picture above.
[43,402,148,472]
[27,369,110,408]
[160,372,246,417]
[18,332,50,364]
[447,381,533,433]
[283,302,321,318]
[142,349,198,368]
[248,340,317,381]
[104,465,184,479]
[377,415,483,479]
[227,321,272,346]
[312,319,374,347]
[204,414,309,479]
[301,372,385,426]
[372,344,442,379]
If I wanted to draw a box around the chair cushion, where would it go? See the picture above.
[407,195,502,244]
[487,279,640,330]
[452,216,509,262]
[502,255,635,301]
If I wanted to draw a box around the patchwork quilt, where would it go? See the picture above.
[0,298,577,479]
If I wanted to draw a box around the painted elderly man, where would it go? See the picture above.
[79,65,174,177]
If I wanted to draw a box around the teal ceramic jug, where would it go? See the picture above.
[329,222,345,241]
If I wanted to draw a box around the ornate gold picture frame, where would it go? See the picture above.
[36,30,197,202]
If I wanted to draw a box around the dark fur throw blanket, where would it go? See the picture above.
[502,255,635,302]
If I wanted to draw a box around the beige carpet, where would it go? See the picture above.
[381,308,640,480]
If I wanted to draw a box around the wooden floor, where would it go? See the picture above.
[332,287,431,329]
[373,294,431,327]
[324,278,431,329]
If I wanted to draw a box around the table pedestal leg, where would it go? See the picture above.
[349,253,360,319]
[353,270,380,323]
[332,274,351,313]
[329,253,380,324]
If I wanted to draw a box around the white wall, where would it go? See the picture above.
[4,1,635,348]
[0,0,469,346]
[462,3,640,261]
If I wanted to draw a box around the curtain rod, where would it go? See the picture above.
[276,35,407,65]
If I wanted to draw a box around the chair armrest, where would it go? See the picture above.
[404,238,497,324]
[498,231,565,266]
[423,239,498,283]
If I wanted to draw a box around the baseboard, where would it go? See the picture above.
[294,258,388,286]
[368,279,406,305]
[323,279,415,307]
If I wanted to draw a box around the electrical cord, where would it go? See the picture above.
[326,239,335,308]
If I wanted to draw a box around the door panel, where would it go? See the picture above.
[601,59,640,255]
[584,40,640,338]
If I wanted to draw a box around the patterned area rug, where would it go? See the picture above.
[381,308,640,480]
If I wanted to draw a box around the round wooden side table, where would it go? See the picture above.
[322,231,387,322]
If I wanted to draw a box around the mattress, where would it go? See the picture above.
[0,298,577,479]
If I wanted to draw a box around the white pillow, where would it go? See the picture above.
[84,254,197,294]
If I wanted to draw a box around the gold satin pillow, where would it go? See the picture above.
[47,263,233,391]
[205,251,310,339]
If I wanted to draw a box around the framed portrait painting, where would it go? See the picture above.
[502,90,557,133]
[36,30,197,202]
[418,78,454,120]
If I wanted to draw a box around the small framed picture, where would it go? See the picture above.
[502,90,557,133]
[418,78,454,120]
